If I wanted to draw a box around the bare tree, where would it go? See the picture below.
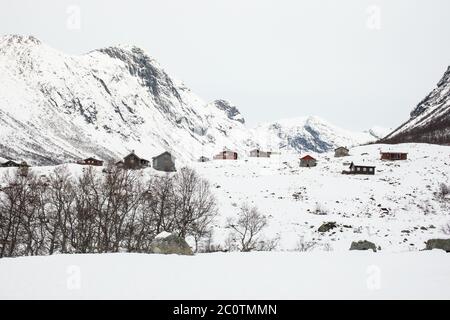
[226,204,268,252]
[442,222,450,235]
[0,165,217,258]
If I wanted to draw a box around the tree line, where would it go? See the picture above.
[0,165,217,258]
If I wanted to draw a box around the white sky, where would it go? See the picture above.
[1,0,449,130]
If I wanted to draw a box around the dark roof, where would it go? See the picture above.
[350,162,376,168]
[152,151,172,159]
[300,155,316,161]
[381,151,408,154]
[335,146,349,151]
[2,160,19,165]
[84,157,102,161]
[124,152,148,162]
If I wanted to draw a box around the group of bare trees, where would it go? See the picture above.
[0,165,216,258]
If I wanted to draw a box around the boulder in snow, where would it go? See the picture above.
[425,239,450,252]
[318,222,337,233]
[150,232,193,255]
[350,240,377,252]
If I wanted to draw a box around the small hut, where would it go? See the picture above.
[213,149,238,160]
[152,152,176,172]
[249,149,271,158]
[380,152,407,161]
[300,155,317,167]
[334,147,349,157]
[342,162,375,175]
[198,156,210,162]
[78,157,104,166]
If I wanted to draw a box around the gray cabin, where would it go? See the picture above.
[119,151,150,170]
[249,149,271,158]
[334,147,349,157]
[153,152,176,172]
[300,155,317,167]
[198,156,210,162]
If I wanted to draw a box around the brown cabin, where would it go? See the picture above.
[213,150,238,160]
[334,147,349,157]
[78,157,104,166]
[119,151,150,170]
[343,162,375,175]
[300,155,317,167]
[380,152,407,161]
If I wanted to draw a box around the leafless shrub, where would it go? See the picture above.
[313,202,328,215]
[442,222,450,235]
[438,183,450,199]
[294,236,317,252]
[226,204,270,252]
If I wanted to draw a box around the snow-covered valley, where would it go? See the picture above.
[1,143,448,253]
[1,251,450,299]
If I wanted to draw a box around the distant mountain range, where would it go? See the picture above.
[0,35,386,165]
[382,66,450,145]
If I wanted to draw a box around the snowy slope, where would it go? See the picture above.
[1,251,450,299]
[250,116,385,153]
[191,143,450,252]
[0,35,383,165]
[1,143,448,253]
[383,66,450,144]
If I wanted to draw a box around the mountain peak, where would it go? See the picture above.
[0,34,42,46]
[383,65,450,144]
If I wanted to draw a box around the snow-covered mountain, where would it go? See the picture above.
[0,35,251,165]
[383,66,450,144]
[0,35,382,164]
[250,116,384,153]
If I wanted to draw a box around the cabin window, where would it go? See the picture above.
[356,167,361,171]
[363,167,367,172]
[369,168,374,172]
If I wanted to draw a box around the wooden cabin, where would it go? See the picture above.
[78,157,104,166]
[343,162,375,175]
[152,152,176,172]
[213,150,238,160]
[334,147,349,157]
[1,160,20,167]
[120,151,150,170]
[249,149,271,158]
[300,155,317,167]
[380,152,407,161]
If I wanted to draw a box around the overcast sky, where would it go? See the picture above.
[1,0,450,130]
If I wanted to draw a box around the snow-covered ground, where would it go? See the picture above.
[1,251,450,299]
[0,142,449,299]
[0,143,449,253]
[190,143,450,252]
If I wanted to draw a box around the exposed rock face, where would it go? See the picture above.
[350,240,377,252]
[318,222,337,233]
[211,100,245,124]
[382,66,450,145]
[149,232,194,255]
[425,239,450,252]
